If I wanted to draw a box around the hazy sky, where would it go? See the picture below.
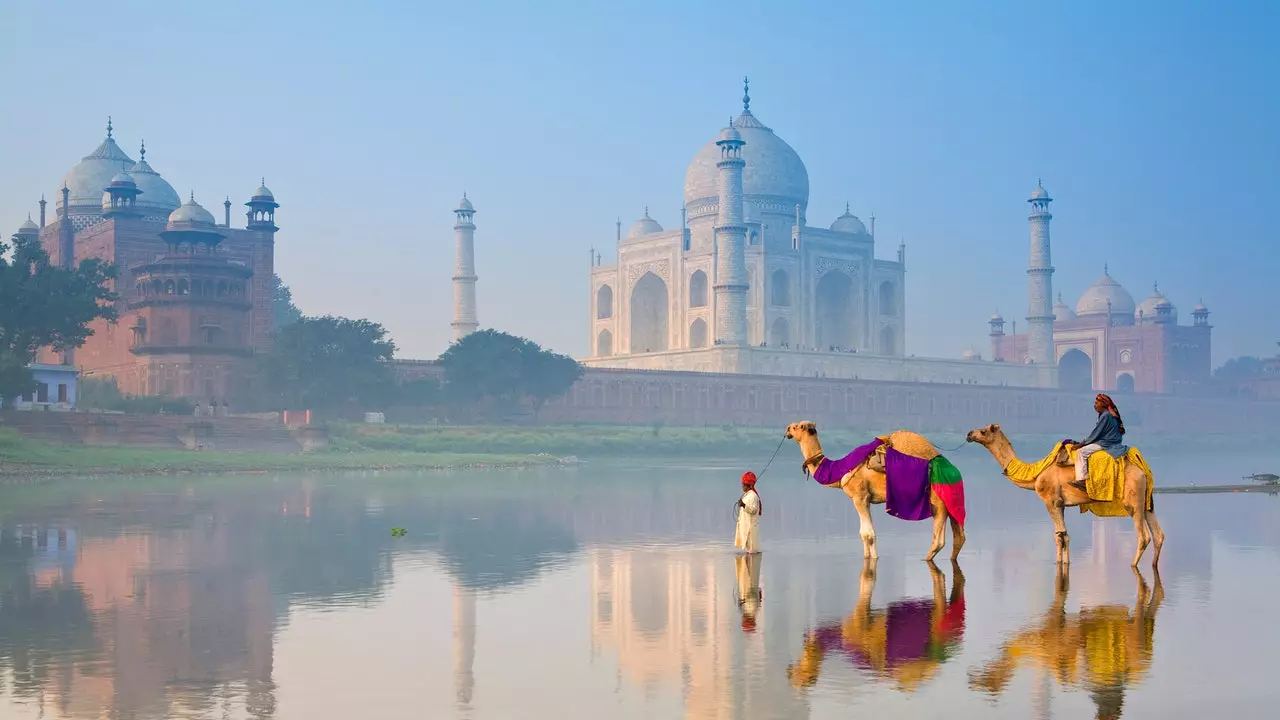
[2,0,1276,364]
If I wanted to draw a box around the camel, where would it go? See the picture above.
[785,421,965,561]
[969,566,1162,720]
[788,559,965,692]
[965,424,1164,568]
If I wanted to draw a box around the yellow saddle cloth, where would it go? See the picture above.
[1005,442,1155,517]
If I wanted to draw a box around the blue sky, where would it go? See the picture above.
[2,0,1276,364]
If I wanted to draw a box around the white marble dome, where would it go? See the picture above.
[1135,283,1177,322]
[830,205,867,234]
[129,153,182,214]
[1053,292,1077,322]
[19,216,39,232]
[1030,181,1050,200]
[684,106,809,217]
[167,195,217,227]
[455,193,472,212]
[1075,269,1136,317]
[628,209,664,238]
[59,133,134,209]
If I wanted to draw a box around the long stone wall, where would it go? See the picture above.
[540,367,1280,437]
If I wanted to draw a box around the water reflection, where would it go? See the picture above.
[789,559,965,692]
[969,567,1162,719]
[734,553,762,632]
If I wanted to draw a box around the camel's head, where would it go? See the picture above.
[965,423,1002,446]
[785,421,818,442]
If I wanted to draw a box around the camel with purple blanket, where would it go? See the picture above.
[785,421,967,561]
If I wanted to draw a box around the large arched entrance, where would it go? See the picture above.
[630,272,669,353]
[1059,349,1093,392]
[689,318,708,348]
[815,271,856,350]
[770,317,790,347]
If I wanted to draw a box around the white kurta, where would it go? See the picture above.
[734,489,760,552]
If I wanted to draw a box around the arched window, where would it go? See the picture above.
[689,270,708,308]
[1116,373,1135,394]
[770,317,790,347]
[597,329,613,356]
[596,285,613,319]
[164,280,175,295]
[689,318,708,348]
[879,281,896,315]
[177,279,189,296]
[771,269,791,307]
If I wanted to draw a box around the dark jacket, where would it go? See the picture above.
[1081,412,1126,457]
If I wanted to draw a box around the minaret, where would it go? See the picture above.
[451,194,479,341]
[1026,180,1055,365]
[38,195,46,228]
[453,585,476,710]
[224,197,232,228]
[58,185,73,269]
[713,115,749,345]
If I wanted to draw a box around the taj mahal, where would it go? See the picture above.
[441,79,1214,394]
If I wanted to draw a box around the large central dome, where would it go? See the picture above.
[683,83,809,218]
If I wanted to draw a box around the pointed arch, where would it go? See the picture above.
[1059,349,1093,392]
[879,280,897,315]
[596,329,613,357]
[879,325,896,355]
[771,269,791,307]
[770,317,790,347]
[596,285,613,319]
[689,270,708,308]
[630,272,669,352]
[689,318,708,348]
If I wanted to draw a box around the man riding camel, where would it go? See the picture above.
[1071,393,1127,491]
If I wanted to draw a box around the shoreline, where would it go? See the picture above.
[0,457,568,481]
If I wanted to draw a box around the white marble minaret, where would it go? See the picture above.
[1026,180,1055,365]
[712,116,749,345]
[451,194,479,340]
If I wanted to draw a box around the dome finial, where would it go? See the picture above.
[1153,280,1159,293]
[139,139,146,161]
[845,201,850,212]
[644,205,649,217]
[189,190,195,203]
[106,116,113,139]
[743,76,751,113]
[1104,262,1109,275]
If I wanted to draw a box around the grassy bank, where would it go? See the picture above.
[0,428,561,479]
[331,422,1258,460]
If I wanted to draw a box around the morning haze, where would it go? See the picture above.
[1,0,1275,363]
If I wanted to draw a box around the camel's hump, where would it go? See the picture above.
[883,430,940,460]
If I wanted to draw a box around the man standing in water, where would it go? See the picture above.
[735,472,761,553]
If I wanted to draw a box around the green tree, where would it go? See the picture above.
[1213,356,1264,380]
[258,315,396,414]
[272,273,302,328]
[0,235,116,407]
[437,329,583,418]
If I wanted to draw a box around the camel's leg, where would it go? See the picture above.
[1044,497,1070,565]
[926,505,948,563]
[854,490,878,560]
[1145,489,1165,568]
[1129,502,1152,569]
[949,515,966,562]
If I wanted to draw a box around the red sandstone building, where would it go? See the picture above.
[22,121,277,400]
[989,271,1212,395]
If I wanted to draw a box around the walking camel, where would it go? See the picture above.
[965,423,1164,568]
[785,421,966,562]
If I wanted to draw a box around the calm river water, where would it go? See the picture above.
[1,447,1279,719]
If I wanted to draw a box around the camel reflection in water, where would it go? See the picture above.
[788,559,965,692]
[969,568,1163,720]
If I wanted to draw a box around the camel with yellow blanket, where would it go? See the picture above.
[965,424,1164,567]
[786,421,966,562]
[969,567,1162,719]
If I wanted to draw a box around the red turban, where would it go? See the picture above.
[741,471,757,487]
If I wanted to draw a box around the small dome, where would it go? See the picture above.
[1075,268,1136,317]
[108,171,137,188]
[1030,181,1050,200]
[19,216,38,232]
[251,183,275,201]
[167,195,217,227]
[128,143,182,214]
[628,209,664,238]
[1053,292,1077,322]
[1192,299,1209,313]
[456,194,474,212]
[990,312,1004,322]
[830,205,867,234]
[1135,283,1177,322]
[717,124,743,143]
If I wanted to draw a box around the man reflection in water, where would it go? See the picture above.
[969,568,1163,720]
[735,553,763,633]
[788,560,966,692]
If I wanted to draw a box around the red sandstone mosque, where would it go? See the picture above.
[19,119,278,400]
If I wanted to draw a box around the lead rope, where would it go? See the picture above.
[937,437,972,453]
[754,435,789,480]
